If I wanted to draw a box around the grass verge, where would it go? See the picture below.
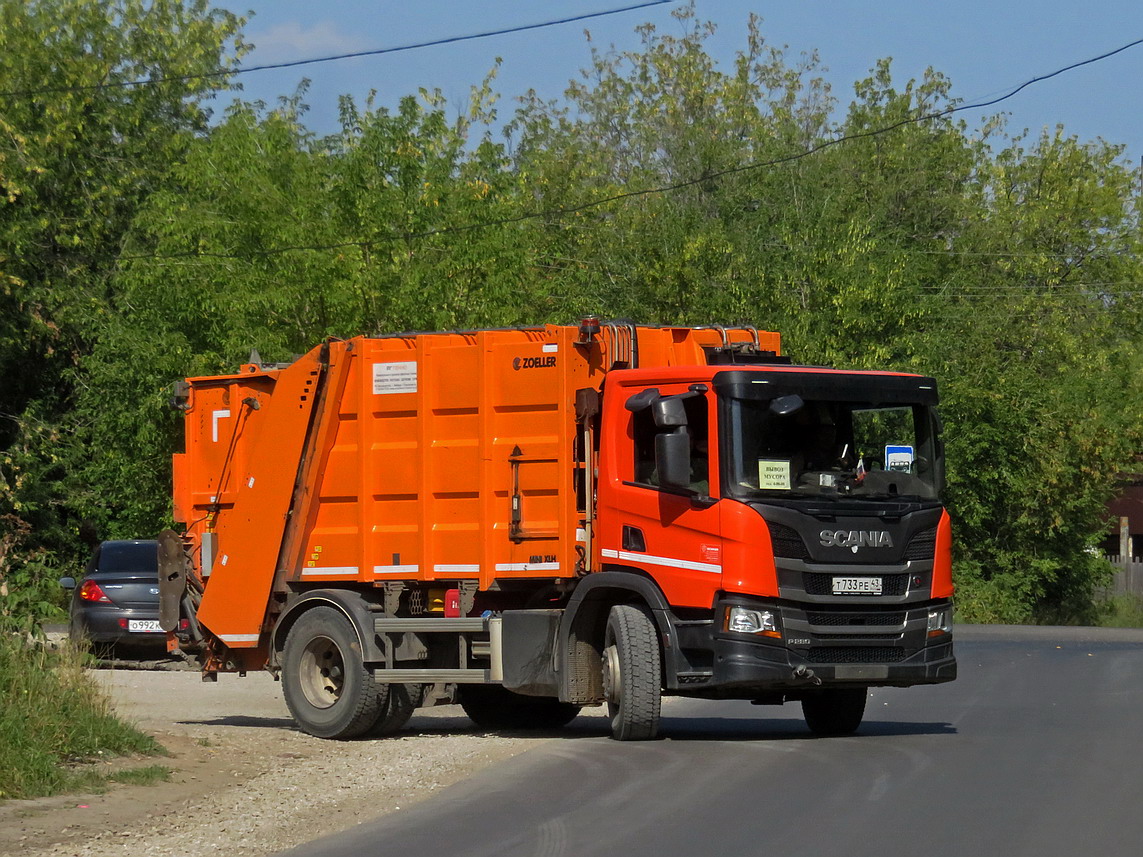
[0,633,165,801]
[1093,594,1143,628]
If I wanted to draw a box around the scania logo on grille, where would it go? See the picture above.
[819,530,893,553]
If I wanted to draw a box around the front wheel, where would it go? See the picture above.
[602,604,662,741]
[801,687,868,736]
[281,606,383,739]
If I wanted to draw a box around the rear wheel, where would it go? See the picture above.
[459,685,581,730]
[602,604,661,741]
[801,687,868,736]
[369,683,422,736]
[282,606,383,739]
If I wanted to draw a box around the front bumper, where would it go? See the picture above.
[665,596,957,697]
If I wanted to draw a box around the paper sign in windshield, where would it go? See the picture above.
[758,459,791,490]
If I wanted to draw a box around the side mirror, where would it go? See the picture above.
[655,431,691,489]
[651,396,688,428]
[769,394,805,416]
[59,576,76,590]
[625,388,661,412]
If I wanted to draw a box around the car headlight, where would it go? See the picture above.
[725,606,782,639]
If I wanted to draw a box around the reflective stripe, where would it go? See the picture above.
[434,564,480,574]
[374,565,420,575]
[218,634,260,643]
[600,548,721,575]
[495,562,561,572]
[300,566,359,577]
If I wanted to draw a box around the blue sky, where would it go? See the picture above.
[222,1,1143,163]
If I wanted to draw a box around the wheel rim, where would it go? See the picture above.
[297,634,345,709]
[602,643,622,706]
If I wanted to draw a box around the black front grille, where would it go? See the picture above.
[804,573,909,597]
[812,633,902,641]
[806,647,907,664]
[807,611,907,627]
[767,522,810,560]
[904,527,937,561]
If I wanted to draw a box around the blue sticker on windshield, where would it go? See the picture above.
[885,445,914,472]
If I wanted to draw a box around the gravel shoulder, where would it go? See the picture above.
[1,668,600,857]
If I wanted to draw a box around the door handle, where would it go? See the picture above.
[622,525,646,553]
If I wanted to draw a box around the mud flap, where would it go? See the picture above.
[157,529,189,642]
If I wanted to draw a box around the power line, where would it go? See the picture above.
[959,37,1143,115]
[0,1,673,100]
[119,31,1143,265]
[44,33,1115,265]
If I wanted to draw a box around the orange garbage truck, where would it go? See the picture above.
[158,321,956,741]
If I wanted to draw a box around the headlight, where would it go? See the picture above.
[927,606,952,636]
[725,606,782,639]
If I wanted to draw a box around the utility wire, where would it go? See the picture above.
[0,1,673,99]
[92,34,1136,265]
[958,36,1143,114]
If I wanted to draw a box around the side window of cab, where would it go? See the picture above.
[630,392,709,494]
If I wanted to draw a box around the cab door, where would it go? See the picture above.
[595,384,723,609]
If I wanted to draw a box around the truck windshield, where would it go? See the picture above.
[722,397,940,501]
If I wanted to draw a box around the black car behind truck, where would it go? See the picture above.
[60,540,167,652]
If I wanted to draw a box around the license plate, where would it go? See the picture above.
[832,576,883,596]
[128,619,163,633]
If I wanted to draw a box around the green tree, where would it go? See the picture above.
[923,128,1143,621]
[508,7,1143,621]
[6,1,1141,627]
[80,79,543,539]
[0,0,246,615]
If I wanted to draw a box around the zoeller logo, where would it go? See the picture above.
[512,355,557,371]
[819,530,894,553]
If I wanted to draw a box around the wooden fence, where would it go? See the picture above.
[1102,556,1143,598]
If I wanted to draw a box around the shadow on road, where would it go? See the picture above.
[658,716,956,741]
[175,708,955,741]
[175,712,608,740]
[174,710,955,741]
[179,715,299,729]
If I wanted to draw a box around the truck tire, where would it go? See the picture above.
[282,606,383,739]
[369,683,422,736]
[602,604,661,741]
[801,687,868,737]
[459,685,581,730]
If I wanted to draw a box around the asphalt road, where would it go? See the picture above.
[279,625,1143,857]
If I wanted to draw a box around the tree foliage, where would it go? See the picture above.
[2,1,1141,625]
[0,0,246,610]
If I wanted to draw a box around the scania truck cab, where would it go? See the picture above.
[595,362,955,733]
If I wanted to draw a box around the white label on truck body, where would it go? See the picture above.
[373,361,418,395]
[211,409,231,442]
